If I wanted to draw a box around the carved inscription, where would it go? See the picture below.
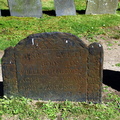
[15,49,87,100]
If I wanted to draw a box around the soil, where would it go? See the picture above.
[0,26,120,102]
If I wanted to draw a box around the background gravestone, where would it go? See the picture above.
[86,0,118,14]
[7,0,42,17]
[2,32,103,103]
[54,0,76,16]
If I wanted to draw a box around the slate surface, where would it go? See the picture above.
[2,32,103,103]
[86,0,118,14]
[8,0,42,17]
[54,0,76,16]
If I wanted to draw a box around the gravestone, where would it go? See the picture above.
[7,0,42,17]
[54,0,76,16]
[86,0,118,14]
[2,32,103,103]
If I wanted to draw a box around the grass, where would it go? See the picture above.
[115,63,120,67]
[0,0,8,9]
[0,0,120,50]
[112,34,120,39]
[107,41,113,47]
[0,0,120,119]
[0,89,120,120]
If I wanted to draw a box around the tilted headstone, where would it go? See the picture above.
[86,0,118,14]
[54,0,76,16]
[2,32,103,103]
[7,0,42,17]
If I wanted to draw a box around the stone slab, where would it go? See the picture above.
[2,32,103,103]
[86,0,118,14]
[7,0,42,17]
[54,0,76,16]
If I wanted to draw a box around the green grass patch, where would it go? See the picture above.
[0,93,120,120]
[115,63,120,67]
[0,0,8,9]
[0,96,41,120]
[107,41,113,47]
[0,0,120,50]
[112,34,120,39]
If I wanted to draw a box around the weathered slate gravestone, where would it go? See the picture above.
[86,0,118,14]
[54,0,76,16]
[7,0,42,17]
[2,32,103,103]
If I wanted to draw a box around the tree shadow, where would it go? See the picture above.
[0,9,10,16]
[43,10,56,16]
[103,69,120,91]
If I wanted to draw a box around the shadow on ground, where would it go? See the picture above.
[76,10,85,14]
[0,9,10,16]
[0,9,86,17]
[43,10,86,16]
[43,10,56,16]
[103,69,120,91]
[0,9,57,17]
[0,82,3,97]
[117,8,120,11]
